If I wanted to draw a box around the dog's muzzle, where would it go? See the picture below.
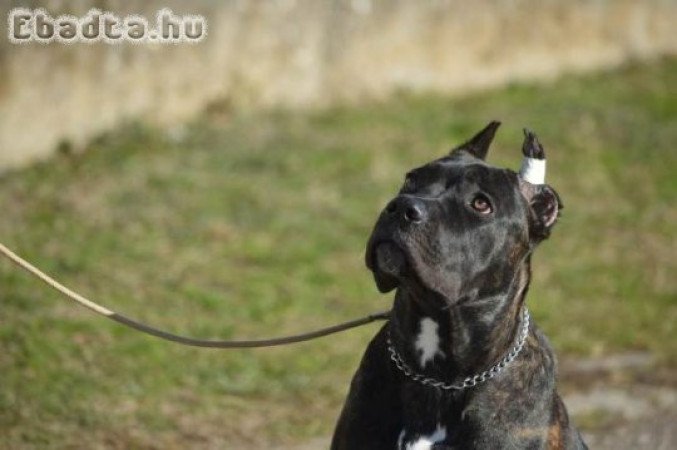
[374,241,407,277]
[384,195,427,224]
[366,239,408,293]
[367,195,428,293]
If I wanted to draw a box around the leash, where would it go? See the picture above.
[0,242,390,348]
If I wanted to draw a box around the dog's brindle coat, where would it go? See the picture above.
[331,123,587,449]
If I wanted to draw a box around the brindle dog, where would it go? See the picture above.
[331,122,587,449]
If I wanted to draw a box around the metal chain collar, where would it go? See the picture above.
[386,307,530,390]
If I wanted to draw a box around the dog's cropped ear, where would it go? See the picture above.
[450,121,501,160]
[519,180,562,242]
[517,129,562,242]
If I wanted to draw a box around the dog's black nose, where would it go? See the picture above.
[385,197,426,223]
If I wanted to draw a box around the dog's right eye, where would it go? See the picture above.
[402,174,416,192]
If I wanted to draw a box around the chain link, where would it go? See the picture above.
[387,307,530,391]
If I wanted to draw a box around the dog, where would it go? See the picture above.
[331,122,587,449]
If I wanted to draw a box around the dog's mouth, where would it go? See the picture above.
[367,240,409,293]
[374,241,407,276]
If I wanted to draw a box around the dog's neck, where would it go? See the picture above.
[389,259,531,381]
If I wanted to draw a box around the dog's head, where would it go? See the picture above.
[366,122,561,304]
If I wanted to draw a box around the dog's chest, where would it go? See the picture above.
[397,423,449,450]
[395,383,468,449]
[413,317,445,367]
[395,319,460,448]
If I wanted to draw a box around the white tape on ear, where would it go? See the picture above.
[519,158,546,184]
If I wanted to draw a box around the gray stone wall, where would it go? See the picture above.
[1,0,676,170]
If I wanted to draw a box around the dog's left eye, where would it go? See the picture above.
[471,194,493,214]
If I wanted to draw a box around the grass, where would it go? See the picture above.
[1,58,675,448]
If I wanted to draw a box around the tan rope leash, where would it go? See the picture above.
[0,242,389,348]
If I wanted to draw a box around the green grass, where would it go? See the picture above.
[1,58,676,448]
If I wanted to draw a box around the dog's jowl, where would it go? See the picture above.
[331,122,587,449]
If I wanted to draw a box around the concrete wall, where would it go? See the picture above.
[1,0,676,170]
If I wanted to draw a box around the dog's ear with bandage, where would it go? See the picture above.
[518,129,562,242]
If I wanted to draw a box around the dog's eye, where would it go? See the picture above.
[403,174,416,192]
[471,194,493,214]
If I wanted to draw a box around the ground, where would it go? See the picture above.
[0,58,675,448]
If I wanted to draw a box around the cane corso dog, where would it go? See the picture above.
[331,122,587,449]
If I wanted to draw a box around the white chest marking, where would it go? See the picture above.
[400,424,448,450]
[414,318,443,368]
[397,429,406,448]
